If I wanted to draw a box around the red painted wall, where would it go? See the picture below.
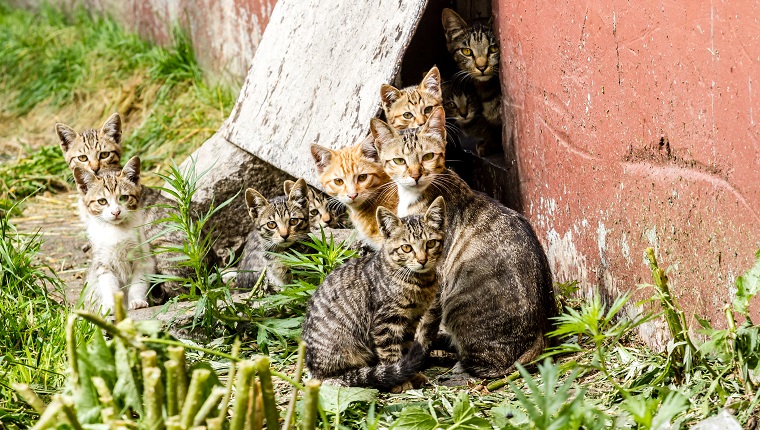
[495,0,760,348]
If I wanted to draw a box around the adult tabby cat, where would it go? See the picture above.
[238,178,311,291]
[442,81,499,156]
[311,137,397,249]
[73,156,153,313]
[302,197,446,390]
[380,66,442,129]
[370,107,554,378]
[442,8,502,155]
[283,180,350,230]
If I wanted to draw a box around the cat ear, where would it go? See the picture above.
[370,118,398,154]
[376,206,402,239]
[380,84,402,110]
[359,135,379,162]
[245,188,269,220]
[310,144,334,174]
[419,66,442,99]
[121,156,141,184]
[441,8,468,42]
[422,107,447,142]
[55,123,78,153]
[424,196,446,231]
[73,167,95,195]
[101,113,122,144]
[288,178,309,209]
[283,180,295,195]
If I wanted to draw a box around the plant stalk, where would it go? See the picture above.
[180,368,212,430]
[231,360,256,430]
[254,356,280,430]
[169,346,189,412]
[282,342,306,430]
[300,380,321,430]
[143,366,165,430]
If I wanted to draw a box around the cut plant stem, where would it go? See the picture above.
[283,342,306,430]
[300,380,321,430]
[165,359,180,416]
[180,368,212,429]
[230,360,256,430]
[193,386,226,427]
[143,367,165,430]
[169,346,189,412]
[254,356,280,430]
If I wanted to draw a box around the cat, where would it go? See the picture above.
[442,8,502,137]
[283,180,350,230]
[73,156,153,313]
[55,113,123,222]
[442,81,501,156]
[311,137,398,250]
[370,107,555,378]
[237,178,311,292]
[301,196,446,390]
[380,66,443,130]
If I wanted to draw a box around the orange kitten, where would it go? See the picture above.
[311,137,398,249]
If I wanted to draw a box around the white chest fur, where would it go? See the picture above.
[396,187,422,217]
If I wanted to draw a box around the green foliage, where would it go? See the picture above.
[0,145,70,202]
[392,392,491,430]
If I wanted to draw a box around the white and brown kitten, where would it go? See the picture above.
[73,156,154,313]
[302,197,446,391]
[381,66,443,130]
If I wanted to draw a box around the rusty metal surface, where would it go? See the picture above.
[9,0,276,84]
[495,0,760,348]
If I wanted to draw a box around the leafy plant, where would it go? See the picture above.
[392,391,491,430]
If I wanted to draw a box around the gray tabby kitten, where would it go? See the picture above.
[238,178,311,291]
[302,197,446,390]
[73,156,153,313]
[442,8,502,153]
[283,180,351,230]
[442,81,500,156]
[370,107,554,378]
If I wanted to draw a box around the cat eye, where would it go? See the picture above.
[489,45,499,54]
[289,218,300,226]
[393,158,406,165]
[99,151,111,159]
[422,153,435,161]
[266,221,277,229]
[460,48,473,56]
[118,195,130,203]
[334,178,344,185]
[357,174,368,182]
[310,209,319,216]
[401,244,413,253]
[97,198,108,205]
[78,155,88,162]
[403,112,413,119]
[423,106,433,115]
[425,239,438,249]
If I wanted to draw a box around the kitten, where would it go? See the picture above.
[380,66,443,130]
[302,197,446,390]
[311,137,397,250]
[237,178,311,291]
[56,113,123,222]
[442,81,501,156]
[73,156,153,313]
[442,9,502,130]
[283,180,350,230]
[371,107,555,378]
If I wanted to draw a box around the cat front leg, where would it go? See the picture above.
[415,297,442,354]
[127,277,149,310]
[93,271,120,315]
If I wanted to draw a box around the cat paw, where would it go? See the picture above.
[390,381,414,393]
[409,372,428,388]
[128,299,149,310]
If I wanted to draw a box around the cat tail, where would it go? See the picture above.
[336,342,425,391]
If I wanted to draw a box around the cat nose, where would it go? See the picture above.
[111,208,121,217]
[410,172,422,182]
[348,193,358,200]
[476,64,488,73]
[90,162,100,173]
[415,116,426,126]
[322,213,332,223]
[280,231,290,240]
[417,256,427,266]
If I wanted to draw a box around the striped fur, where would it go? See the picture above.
[238,179,311,292]
[442,9,502,129]
[371,108,555,378]
[381,66,443,130]
[283,180,351,230]
[442,81,501,156]
[302,197,446,390]
[311,137,397,249]
[73,156,154,313]
[56,113,122,174]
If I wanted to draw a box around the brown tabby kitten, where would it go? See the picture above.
[371,107,554,378]
[302,197,446,390]
[283,180,350,230]
[238,178,311,292]
[56,113,123,174]
[73,156,153,313]
[442,8,502,130]
[381,66,443,129]
[442,81,501,156]
[311,137,398,249]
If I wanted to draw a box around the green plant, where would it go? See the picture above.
[391,391,491,429]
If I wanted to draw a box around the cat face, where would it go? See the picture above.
[284,180,347,230]
[311,137,391,207]
[56,113,123,174]
[246,178,310,247]
[370,107,447,194]
[442,9,499,82]
[442,82,479,126]
[74,156,141,225]
[381,67,443,130]
[376,196,446,273]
